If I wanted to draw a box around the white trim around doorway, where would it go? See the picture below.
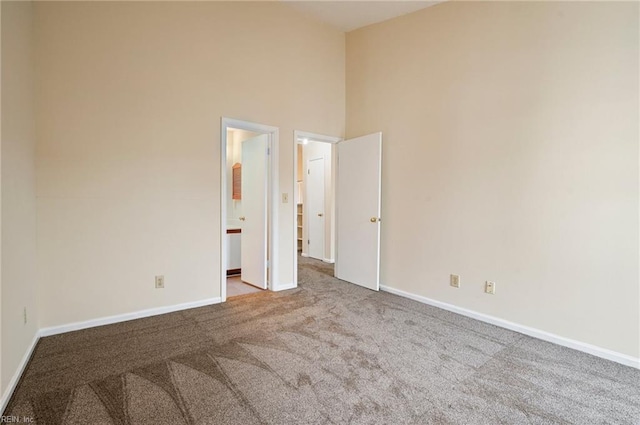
[221,117,280,302]
[293,130,341,287]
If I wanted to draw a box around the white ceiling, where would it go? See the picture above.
[284,1,443,33]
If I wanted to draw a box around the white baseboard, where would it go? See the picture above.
[40,297,221,337]
[1,297,223,413]
[299,253,333,264]
[380,285,640,369]
[0,331,40,414]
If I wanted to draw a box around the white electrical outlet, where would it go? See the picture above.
[485,281,496,295]
[155,275,165,289]
[450,274,460,288]
[23,307,27,325]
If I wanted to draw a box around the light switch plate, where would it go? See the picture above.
[485,281,496,294]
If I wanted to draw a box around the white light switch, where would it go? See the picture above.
[282,193,289,203]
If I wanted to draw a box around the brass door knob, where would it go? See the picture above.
[318,213,324,217]
[239,216,246,221]
[370,217,380,223]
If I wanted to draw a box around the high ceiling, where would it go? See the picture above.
[283,1,443,32]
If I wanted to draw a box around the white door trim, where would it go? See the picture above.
[221,117,279,302]
[293,130,341,287]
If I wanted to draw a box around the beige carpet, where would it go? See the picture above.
[3,256,640,424]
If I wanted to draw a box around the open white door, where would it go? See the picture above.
[240,134,269,289]
[307,157,325,260]
[335,132,382,291]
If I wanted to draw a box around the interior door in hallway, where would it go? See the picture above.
[240,134,268,289]
[307,157,325,260]
[335,132,382,291]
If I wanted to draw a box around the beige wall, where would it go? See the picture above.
[347,2,639,357]
[297,144,303,182]
[1,0,39,393]
[35,1,345,328]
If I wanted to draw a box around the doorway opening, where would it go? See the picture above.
[293,131,383,291]
[221,118,279,302]
[293,131,341,287]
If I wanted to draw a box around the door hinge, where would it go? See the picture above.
[308,169,310,175]
[307,240,310,245]
[267,147,271,155]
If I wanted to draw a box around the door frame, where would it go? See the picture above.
[292,130,341,287]
[221,117,279,302]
